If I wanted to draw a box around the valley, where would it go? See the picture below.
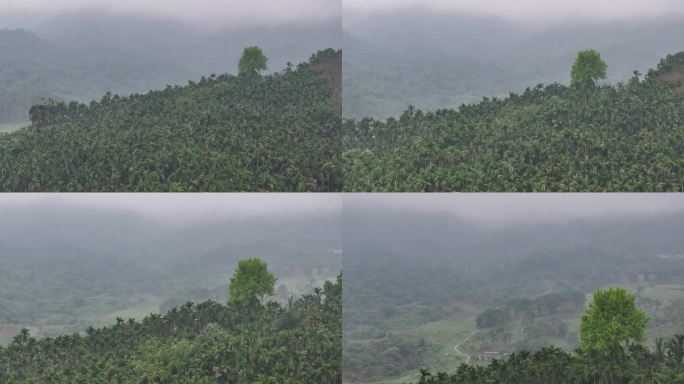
[342,195,684,383]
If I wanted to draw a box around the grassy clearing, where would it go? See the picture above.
[361,283,684,383]
[368,309,481,384]
[641,284,684,302]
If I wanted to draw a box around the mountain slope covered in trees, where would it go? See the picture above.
[0,13,340,123]
[417,288,683,384]
[0,275,342,384]
[0,49,341,191]
[417,333,684,383]
[343,53,684,192]
[0,202,341,345]
[343,12,684,119]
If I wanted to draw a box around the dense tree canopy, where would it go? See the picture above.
[571,49,608,88]
[238,46,268,78]
[0,274,342,383]
[416,334,684,384]
[229,257,277,304]
[579,287,649,354]
[343,52,684,191]
[0,49,342,192]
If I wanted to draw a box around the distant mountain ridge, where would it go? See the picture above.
[343,11,684,118]
[343,51,684,192]
[0,13,340,123]
[0,49,342,191]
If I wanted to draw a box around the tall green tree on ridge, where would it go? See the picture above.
[579,287,649,354]
[229,257,276,305]
[238,46,268,77]
[571,49,608,87]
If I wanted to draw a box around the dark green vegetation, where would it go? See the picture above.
[0,202,341,346]
[417,289,683,383]
[0,268,342,383]
[417,335,684,383]
[0,13,339,123]
[343,12,684,119]
[343,52,684,192]
[0,49,342,191]
[342,202,684,383]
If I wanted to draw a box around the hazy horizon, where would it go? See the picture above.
[343,0,684,25]
[0,194,342,225]
[0,0,341,30]
[345,194,684,225]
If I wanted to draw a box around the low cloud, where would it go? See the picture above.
[344,0,684,23]
[346,194,684,224]
[2,0,341,27]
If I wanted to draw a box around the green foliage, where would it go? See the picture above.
[580,287,649,354]
[415,290,677,384]
[238,46,268,77]
[476,308,509,328]
[229,258,277,304]
[0,52,342,191]
[343,15,684,119]
[0,205,342,345]
[571,49,608,88]
[310,48,340,64]
[343,55,684,192]
[0,19,339,124]
[0,275,342,383]
[656,52,684,74]
[343,206,684,382]
[345,334,430,381]
[416,336,684,383]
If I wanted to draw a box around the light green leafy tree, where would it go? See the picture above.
[238,46,268,77]
[229,257,276,304]
[571,49,608,87]
[579,287,649,353]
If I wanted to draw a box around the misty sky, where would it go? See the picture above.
[1,0,340,27]
[0,194,341,224]
[346,194,684,224]
[344,0,684,22]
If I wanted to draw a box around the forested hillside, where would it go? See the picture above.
[343,53,684,192]
[343,12,684,118]
[417,287,684,383]
[417,332,684,383]
[342,202,684,383]
[0,274,342,383]
[0,201,341,346]
[0,49,342,191]
[0,13,340,123]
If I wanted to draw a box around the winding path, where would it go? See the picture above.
[452,330,479,366]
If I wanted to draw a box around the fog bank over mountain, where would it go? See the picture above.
[3,0,341,30]
[343,8,684,117]
[344,0,683,25]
